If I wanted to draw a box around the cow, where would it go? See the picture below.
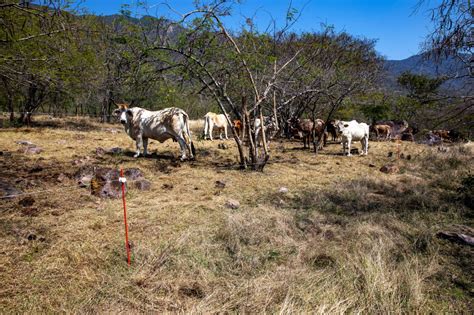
[326,120,340,142]
[203,112,229,141]
[287,117,327,150]
[377,120,409,138]
[433,129,451,142]
[335,120,369,156]
[233,119,243,138]
[371,124,392,140]
[113,104,195,160]
[254,116,279,147]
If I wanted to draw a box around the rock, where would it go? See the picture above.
[400,153,405,159]
[279,187,289,193]
[90,168,123,198]
[18,146,42,155]
[72,156,93,166]
[79,175,92,187]
[218,143,229,150]
[18,196,35,207]
[57,174,67,182]
[225,199,240,209]
[16,140,34,146]
[380,164,399,174]
[387,151,393,157]
[215,180,226,189]
[133,179,151,191]
[0,180,22,199]
[406,155,412,160]
[95,147,106,156]
[369,163,376,167]
[108,147,122,154]
[124,168,144,180]
[89,167,148,198]
[74,165,94,180]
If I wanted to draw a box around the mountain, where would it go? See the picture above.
[383,54,472,94]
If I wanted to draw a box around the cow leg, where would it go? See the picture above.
[255,127,261,147]
[219,128,223,140]
[134,135,143,158]
[209,122,214,141]
[143,137,149,156]
[364,136,369,155]
[224,126,228,140]
[203,119,209,140]
[347,140,352,156]
[176,136,188,161]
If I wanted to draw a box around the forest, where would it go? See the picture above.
[1,0,471,130]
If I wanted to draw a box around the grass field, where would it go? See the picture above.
[1,117,473,313]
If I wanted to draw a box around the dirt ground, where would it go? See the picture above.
[0,117,472,313]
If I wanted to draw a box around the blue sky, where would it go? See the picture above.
[71,0,438,60]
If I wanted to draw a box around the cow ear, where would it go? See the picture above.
[126,109,133,117]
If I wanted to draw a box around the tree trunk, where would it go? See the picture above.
[2,78,14,121]
[215,97,247,169]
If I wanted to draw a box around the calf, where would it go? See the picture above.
[287,117,327,150]
[203,112,229,140]
[335,120,369,156]
[114,104,195,160]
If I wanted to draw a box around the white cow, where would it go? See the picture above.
[203,112,229,141]
[335,120,369,156]
[254,116,279,147]
[114,104,195,160]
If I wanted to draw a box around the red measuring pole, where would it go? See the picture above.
[120,168,131,266]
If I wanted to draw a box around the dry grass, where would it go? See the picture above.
[0,117,472,313]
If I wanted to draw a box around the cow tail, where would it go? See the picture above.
[183,112,196,157]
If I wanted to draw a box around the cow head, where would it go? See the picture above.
[334,120,345,132]
[113,103,133,125]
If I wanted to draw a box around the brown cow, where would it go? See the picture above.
[433,129,451,142]
[287,117,327,149]
[372,124,392,140]
[233,119,242,138]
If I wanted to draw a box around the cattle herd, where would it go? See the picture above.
[113,104,467,160]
